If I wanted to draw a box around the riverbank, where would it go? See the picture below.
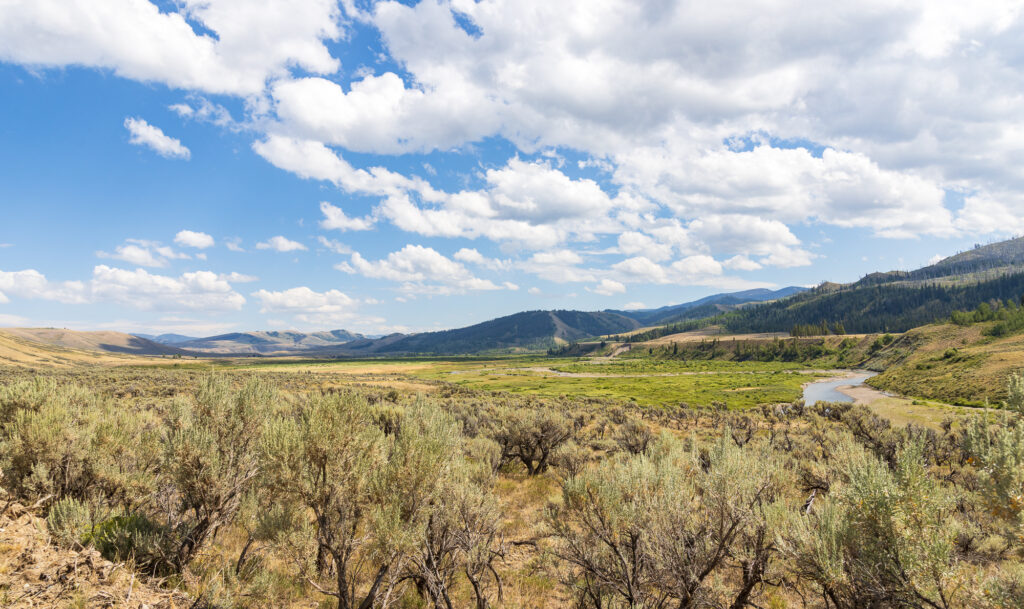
[802,369,971,430]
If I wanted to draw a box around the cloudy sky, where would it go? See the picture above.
[1,0,1022,336]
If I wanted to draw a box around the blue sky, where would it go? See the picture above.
[0,0,1021,336]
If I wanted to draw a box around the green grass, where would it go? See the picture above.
[436,367,818,408]
[144,354,838,409]
[549,359,807,374]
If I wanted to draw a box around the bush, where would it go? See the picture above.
[784,437,962,608]
[46,496,92,548]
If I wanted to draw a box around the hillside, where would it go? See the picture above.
[343,310,641,354]
[867,320,1024,406]
[0,329,168,368]
[689,237,1024,335]
[1,328,187,356]
[173,329,364,354]
[610,286,806,325]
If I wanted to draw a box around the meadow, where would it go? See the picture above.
[233,356,825,409]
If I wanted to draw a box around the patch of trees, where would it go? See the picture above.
[950,296,1024,337]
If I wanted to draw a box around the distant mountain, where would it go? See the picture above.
[341,310,641,355]
[175,329,365,354]
[611,286,807,325]
[133,333,199,345]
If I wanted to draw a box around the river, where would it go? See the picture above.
[802,371,878,405]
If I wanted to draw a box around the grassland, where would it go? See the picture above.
[230,355,823,408]
[868,321,1024,406]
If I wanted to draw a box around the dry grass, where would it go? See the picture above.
[0,330,158,368]
[870,322,1024,405]
[0,502,190,608]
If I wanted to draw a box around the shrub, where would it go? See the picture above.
[784,437,962,608]
[491,407,574,475]
[46,496,92,548]
[161,375,275,571]
[614,419,653,455]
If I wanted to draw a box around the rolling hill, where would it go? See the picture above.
[341,310,641,355]
[1,328,187,356]
[0,329,183,368]
[171,329,365,354]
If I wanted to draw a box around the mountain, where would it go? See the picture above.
[133,333,199,345]
[611,286,807,325]
[0,328,188,357]
[174,329,365,354]
[340,310,641,355]
[707,237,1024,335]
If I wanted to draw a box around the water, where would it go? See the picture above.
[803,372,877,405]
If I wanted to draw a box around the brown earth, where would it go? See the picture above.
[0,500,190,608]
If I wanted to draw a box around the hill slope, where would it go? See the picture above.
[343,310,641,355]
[174,329,364,354]
[0,329,169,367]
[1,328,186,356]
[611,286,806,325]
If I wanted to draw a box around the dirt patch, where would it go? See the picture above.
[0,501,190,608]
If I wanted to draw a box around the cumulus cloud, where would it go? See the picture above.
[0,265,245,311]
[339,244,510,295]
[0,269,88,304]
[253,286,385,328]
[90,265,245,311]
[96,239,190,268]
[319,202,375,231]
[124,118,190,159]
[591,279,626,296]
[256,236,307,252]
[6,0,1024,300]
[174,230,215,249]
[0,0,343,95]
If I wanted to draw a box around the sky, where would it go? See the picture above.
[1,0,1023,337]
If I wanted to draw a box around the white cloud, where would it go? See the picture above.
[124,117,190,159]
[254,286,354,312]
[225,238,245,252]
[0,265,245,311]
[622,302,646,310]
[97,244,165,267]
[0,269,88,304]
[724,255,763,271]
[0,0,343,96]
[339,244,509,295]
[175,230,215,249]
[316,236,353,254]
[252,286,385,328]
[90,265,245,311]
[319,202,375,231]
[256,236,307,252]
[453,248,512,271]
[219,272,259,283]
[591,279,626,296]
[96,239,190,268]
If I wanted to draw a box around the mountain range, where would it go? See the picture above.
[7,236,1023,358]
[123,287,806,355]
